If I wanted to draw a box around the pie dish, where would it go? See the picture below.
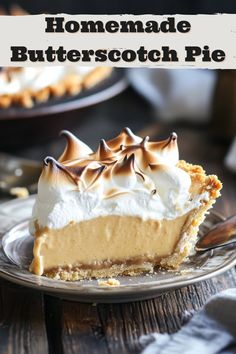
[0,66,112,108]
[29,128,222,280]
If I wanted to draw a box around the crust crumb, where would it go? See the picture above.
[10,187,29,198]
[97,278,121,287]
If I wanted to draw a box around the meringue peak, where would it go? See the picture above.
[107,127,142,150]
[114,153,135,176]
[147,132,179,165]
[40,128,182,197]
[82,164,106,189]
[44,156,70,175]
[95,139,114,160]
[170,132,177,140]
[147,132,177,150]
[58,130,93,162]
[44,156,57,167]
[140,136,150,147]
[42,156,80,187]
[162,132,178,149]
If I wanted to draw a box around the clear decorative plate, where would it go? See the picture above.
[0,196,235,303]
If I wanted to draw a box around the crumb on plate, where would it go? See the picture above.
[10,187,29,198]
[97,278,120,287]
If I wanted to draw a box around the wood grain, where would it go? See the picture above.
[60,300,109,354]
[55,269,236,354]
[0,280,48,354]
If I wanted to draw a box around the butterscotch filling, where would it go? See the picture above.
[30,213,192,276]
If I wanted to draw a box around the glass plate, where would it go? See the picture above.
[0,196,235,303]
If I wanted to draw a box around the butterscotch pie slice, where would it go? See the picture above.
[29,128,222,281]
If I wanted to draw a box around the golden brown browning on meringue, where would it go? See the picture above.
[95,139,114,160]
[106,127,142,150]
[58,130,92,162]
[113,154,135,176]
[42,156,80,186]
[148,132,177,150]
[40,128,180,198]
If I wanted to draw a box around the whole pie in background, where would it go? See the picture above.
[0,6,113,108]
[0,66,113,108]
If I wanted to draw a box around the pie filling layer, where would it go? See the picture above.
[30,213,193,277]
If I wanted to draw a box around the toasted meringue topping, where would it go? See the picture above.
[95,139,114,160]
[42,156,81,186]
[58,130,93,162]
[31,128,209,229]
[106,127,142,150]
[40,128,180,195]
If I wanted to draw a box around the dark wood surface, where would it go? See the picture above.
[0,88,235,354]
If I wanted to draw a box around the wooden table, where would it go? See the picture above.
[0,88,235,353]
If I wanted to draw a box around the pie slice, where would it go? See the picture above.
[29,128,222,280]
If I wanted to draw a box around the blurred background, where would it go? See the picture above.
[1,0,236,14]
[0,0,236,212]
